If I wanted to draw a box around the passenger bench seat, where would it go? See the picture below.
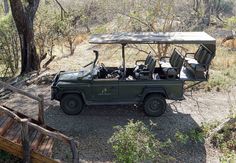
[185,45,213,78]
[159,49,184,79]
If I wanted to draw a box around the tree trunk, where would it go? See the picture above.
[3,0,9,15]
[9,0,40,74]
[202,0,211,26]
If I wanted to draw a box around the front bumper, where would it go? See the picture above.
[51,86,57,100]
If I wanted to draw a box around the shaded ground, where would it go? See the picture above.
[1,84,235,162]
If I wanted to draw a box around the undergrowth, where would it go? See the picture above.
[108,120,173,163]
[205,47,236,91]
[175,115,236,163]
[211,115,236,162]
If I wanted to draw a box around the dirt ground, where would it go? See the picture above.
[1,43,236,162]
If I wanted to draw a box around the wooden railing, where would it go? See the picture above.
[0,80,44,124]
[0,81,79,163]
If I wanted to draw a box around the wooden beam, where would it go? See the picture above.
[0,136,59,163]
[28,122,71,144]
[21,119,30,163]
[0,80,41,101]
[70,139,79,163]
[0,118,14,135]
[38,94,44,124]
[0,106,22,122]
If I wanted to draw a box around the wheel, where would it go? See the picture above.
[60,94,84,115]
[144,94,166,117]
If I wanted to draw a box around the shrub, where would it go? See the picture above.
[108,120,172,163]
[34,3,61,65]
[0,14,20,77]
[225,16,236,30]
[211,117,236,162]
[54,12,80,56]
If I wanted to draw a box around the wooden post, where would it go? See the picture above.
[21,119,30,163]
[70,139,79,163]
[38,94,44,125]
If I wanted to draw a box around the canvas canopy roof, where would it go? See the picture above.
[89,32,216,45]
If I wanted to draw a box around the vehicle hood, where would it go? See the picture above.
[58,72,81,81]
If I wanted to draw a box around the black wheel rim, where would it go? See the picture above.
[148,98,164,112]
[65,98,79,111]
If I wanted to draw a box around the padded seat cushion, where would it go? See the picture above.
[185,45,212,73]
[159,62,172,68]
[159,49,184,78]
[186,58,198,64]
[162,67,177,76]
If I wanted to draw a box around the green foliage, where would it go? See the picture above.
[211,118,236,162]
[0,150,11,160]
[225,16,236,30]
[54,12,80,55]
[175,131,190,144]
[92,25,107,34]
[108,120,172,163]
[175,122,220,144]
[175,128,205,144]
[206,66,236,90]
[0,14,19,77]
[35,3,61,60]
[175,118,236,162]
[219,0,235,15]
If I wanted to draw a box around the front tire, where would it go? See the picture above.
[144,94,166,117]
[61,94,84,115]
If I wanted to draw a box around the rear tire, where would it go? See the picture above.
[61,94,84,115]
[144,94,166,117]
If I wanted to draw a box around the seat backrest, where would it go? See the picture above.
[145,54,153,65]
[148,59,156,74]
[194,45,213,65]
[169,49,179,66]
[169,49,184,74]
[175,55,184,74]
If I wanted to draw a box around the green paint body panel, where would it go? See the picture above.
[51,70,184,105]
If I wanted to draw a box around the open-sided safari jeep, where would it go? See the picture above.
[51,32,216,117]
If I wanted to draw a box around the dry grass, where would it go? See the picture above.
[206,40,236,90]
[212,46,236,70]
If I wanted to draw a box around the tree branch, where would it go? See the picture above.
[54,0,67,14]
[26,0,40,20]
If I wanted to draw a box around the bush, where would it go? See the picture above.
[225,16,236,30]
[0,14,20,77]
[34,3,61,64]
[108,120,171,163]
[211,117,236,162]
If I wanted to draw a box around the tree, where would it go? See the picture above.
[3,0,9,15]
[193,0,234,27]
[9,0,40,74]
[202,0,211,26]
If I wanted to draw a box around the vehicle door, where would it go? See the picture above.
[118,80,143,103]
[91,78,119,103]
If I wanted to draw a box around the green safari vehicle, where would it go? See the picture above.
[51,32,216,117]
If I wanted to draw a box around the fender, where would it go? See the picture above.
[57,90,88,104]
[140,87,168,101]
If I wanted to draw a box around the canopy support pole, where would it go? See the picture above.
[122,43,127,79]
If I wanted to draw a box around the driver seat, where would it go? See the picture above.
[135,58,156,80]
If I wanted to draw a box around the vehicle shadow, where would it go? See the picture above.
[45,103,206,163]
